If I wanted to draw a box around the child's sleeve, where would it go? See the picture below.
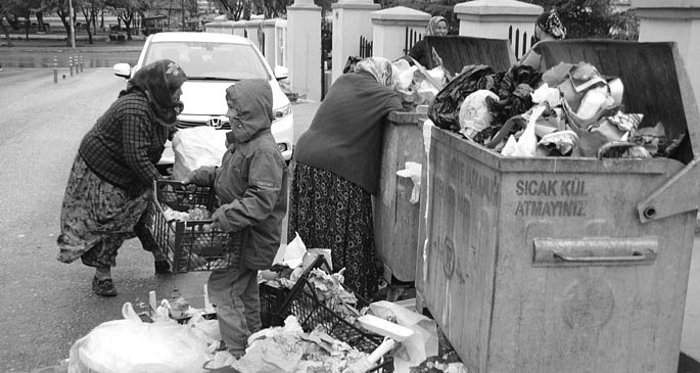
[211,149,283,231]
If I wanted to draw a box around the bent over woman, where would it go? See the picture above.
[288,57,404,300]
[57,59,186,296]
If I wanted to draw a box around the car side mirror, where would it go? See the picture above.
[273,65,289,81]
[113,63,132,79]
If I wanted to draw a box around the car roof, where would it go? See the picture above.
[148,32,251,45]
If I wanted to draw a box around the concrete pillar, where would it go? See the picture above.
[287,0,322,101]
[632,0,700,112]
[331,0,380,83]
[454,0,541,60]
[261,19,278,67]
[371,6,431,61]
[274,19,288,68]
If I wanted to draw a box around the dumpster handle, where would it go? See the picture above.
[552,251,647,263]
[637,157,700,223]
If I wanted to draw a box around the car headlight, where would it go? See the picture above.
[273,103,292,123]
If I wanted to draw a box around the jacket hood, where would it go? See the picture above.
[225,79,274,145]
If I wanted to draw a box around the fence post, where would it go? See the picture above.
[287,0,322,101]
[74,55,79,75]
[69,56,74,76]
[80,55,84,72]
[453,0,540,61]
[331,0,380,83]
[53,55,58,84]
[371,6,430,61]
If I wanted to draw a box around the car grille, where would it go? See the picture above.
[177,119,231,130]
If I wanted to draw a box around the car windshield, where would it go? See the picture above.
[143,41,270,81]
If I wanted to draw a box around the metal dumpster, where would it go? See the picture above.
[415,40,700,372]
[375,36,515,283]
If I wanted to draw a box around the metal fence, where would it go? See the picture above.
[359,35,373,58]
[404,27,423,55]
[508,25,534,60]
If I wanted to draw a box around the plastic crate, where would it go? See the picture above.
[148,180,242,273]
[260,255,332,328]
[288,280,384,353]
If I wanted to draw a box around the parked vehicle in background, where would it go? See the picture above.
[113,31,294,172]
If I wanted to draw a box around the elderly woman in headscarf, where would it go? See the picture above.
[408,15,449,67]
[519,9,567,71]
[57,59,187,296]
[288,57,405,300]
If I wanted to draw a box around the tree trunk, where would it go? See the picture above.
[36,11,46,33]
[24,13,29,39]
[57,9,71,47]
[0,12,13,47]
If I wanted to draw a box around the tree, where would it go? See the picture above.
[217,0,248,20]
[77,0,104,43]
[527,0,638,40]
[105,0,148,39]
[0,0,21,46]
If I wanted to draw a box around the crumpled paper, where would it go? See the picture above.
[229,316,367,373]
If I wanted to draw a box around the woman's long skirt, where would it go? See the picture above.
[287,161,380,300]
[57,155,150,268]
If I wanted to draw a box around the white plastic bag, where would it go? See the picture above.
[272,232,308,269]
[68,302,210,373]
[367,301,438,366]
[396,162,422,204]
[458,90,498,140]
[172,126,227,181]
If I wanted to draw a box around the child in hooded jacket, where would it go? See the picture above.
[183,79,289,357]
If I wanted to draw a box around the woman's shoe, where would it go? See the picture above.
[92,276,117,297]
[155,260,171,274]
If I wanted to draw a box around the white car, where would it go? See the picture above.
[113,32,294,170]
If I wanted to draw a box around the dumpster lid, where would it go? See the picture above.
[421,35,515,76]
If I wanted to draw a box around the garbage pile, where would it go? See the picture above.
[410,60,685,159]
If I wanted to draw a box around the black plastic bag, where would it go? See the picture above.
[427,64,495,132]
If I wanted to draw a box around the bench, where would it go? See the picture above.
[109,33,126,44]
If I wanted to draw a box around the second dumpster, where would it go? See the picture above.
[415,40,700,372]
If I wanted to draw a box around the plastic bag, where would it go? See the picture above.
[458,90,498,140]
[68,302,211,373]
[396,161,422,204]
[172,126,227,182]
[367,301,438,366]
[427,64,495,132]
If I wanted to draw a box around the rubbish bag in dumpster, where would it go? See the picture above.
[427,65,494,132]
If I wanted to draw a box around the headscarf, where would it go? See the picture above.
[426,16,448,36]
[536,9,566,40]
[354,57,395,88]
[122,59,187,127]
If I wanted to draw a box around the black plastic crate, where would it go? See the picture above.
[260,257,384,354]
[289,280,384,354]
[260,255,332,328]
[148,180,242,273]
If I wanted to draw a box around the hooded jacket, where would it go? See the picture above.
[191,79,288,270]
